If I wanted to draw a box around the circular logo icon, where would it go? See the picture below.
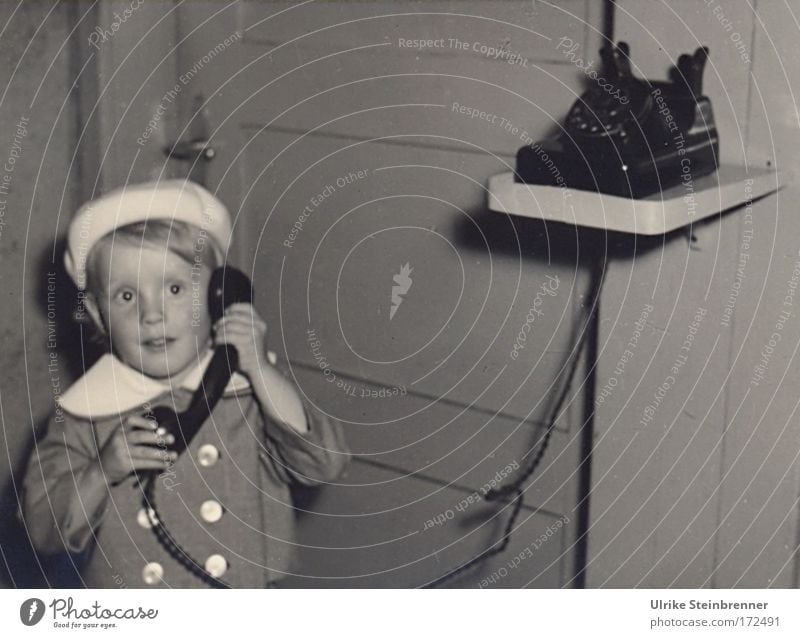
[20,598,45,626]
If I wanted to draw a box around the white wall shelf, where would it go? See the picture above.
[488,165,784,235]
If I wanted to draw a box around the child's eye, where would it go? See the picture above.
[115,290,135,303]
[169,284,182,295]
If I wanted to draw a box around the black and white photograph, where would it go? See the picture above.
[0,0,799,633]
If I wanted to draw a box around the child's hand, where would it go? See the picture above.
[213,302,269,380]
[214,303,308,432]
[99,416,177,485]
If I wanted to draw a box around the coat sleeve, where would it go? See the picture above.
[20,412,111,556]
[263,401,350,486]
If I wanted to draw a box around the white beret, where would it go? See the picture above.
[65,179,232,290]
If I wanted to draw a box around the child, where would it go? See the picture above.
[22,179,349,588]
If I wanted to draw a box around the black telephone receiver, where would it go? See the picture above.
[148,266,253,453]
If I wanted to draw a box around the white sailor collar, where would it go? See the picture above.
[58,350,251,420]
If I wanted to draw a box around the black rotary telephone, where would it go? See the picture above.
[140,266,253,588]
[516,42,719,198]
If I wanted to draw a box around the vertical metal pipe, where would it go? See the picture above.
[574,259,603,588]
[571,0,616,591]
[603,0,616,45]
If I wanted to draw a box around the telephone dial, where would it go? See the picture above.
[516,42,719,198]
[140,265,253,588]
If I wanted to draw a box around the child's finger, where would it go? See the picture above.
[214,328,262,345]
[215,326,266,345]
[129,444,177,462]
[215,314,265,330]
[224,303,258,316]
[125,430,175,447]
[214,321,250,338]
[130,458,176,472]
[213,337,246,353]
[125,415,158,430]
[218,307,267,325]
[214,325,256,340]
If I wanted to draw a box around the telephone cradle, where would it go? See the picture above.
[515,42,719,199]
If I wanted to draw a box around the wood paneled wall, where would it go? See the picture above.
[590,0,800,588]
[192,0,608,587]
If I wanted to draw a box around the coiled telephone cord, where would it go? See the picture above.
[142,475,232,589]
[425,258,607,588]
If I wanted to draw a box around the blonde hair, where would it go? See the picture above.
[85,219,219,294]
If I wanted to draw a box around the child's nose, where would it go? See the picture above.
[140,299,164,324]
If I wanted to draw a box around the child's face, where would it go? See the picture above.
[86,241,213,381]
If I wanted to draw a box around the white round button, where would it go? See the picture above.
[136,508,158,529]
[200,500,224,523]
[197,444,220,467]
[142,562,164,585]
[205,554,228,578]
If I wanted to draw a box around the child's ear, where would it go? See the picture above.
[82,292,106,334]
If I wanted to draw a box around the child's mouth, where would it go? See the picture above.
[143,337,176,349]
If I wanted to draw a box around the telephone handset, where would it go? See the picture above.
[564,42,654,143]
[140,265,253,589]
[516,42,719,198]
[149,266,253,453]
